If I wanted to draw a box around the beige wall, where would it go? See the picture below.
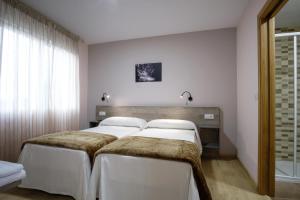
[236,0,267,184]
[88,28,237,156]
[79,41,89,129]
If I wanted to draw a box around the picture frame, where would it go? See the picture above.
[135,62,162,82]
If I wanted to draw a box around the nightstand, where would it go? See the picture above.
[89,121,100,128]
[198,108,220,158]
[200,127,220,158]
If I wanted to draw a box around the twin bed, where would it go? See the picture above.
[18,113,212,200]
[19,119,142,200]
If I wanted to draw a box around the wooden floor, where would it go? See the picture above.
[202,159,270,200]
[0,159,271,200]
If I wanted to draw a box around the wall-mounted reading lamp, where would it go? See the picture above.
[101,92,110,103]
[180,91,193,105]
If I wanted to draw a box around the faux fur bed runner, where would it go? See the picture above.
[22,131,117,162]
[95,136,212,200]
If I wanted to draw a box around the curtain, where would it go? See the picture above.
[0,0,80,161]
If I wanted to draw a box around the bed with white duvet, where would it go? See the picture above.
[18,117,146,200]
[88,119,204,200]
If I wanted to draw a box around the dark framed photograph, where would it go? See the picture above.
[135,62,162,82]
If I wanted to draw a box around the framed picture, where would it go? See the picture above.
[135,62,162,82]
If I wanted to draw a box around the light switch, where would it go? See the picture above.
[204,113,214,120]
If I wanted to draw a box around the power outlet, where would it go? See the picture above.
[98,111,106,116]
[204,113,214,120]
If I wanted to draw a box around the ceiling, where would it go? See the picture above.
[21,0,249,44]
[276,0,300,29]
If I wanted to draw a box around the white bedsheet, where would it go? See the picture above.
[0,170,26,187]
[83,125,141,138]
[0,161,24,178]
[18,126,140,200]
[88,126,202,200]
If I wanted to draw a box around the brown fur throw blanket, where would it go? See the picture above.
[95,136,212,200]
[22,131,117,162]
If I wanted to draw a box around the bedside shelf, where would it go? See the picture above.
[203,143,219,149]
[89,121,101,128]
[199,126,220,158]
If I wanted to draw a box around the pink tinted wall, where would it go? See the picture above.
[88,28,237,156]
[236,0,267,184]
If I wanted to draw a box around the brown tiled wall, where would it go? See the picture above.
[275,28,300,161]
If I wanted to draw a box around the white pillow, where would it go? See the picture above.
[146,119,195,130]
[99,117,147,129]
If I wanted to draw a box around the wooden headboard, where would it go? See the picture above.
[96,106,220,129]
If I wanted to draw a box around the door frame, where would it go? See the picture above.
[258,0,288,196]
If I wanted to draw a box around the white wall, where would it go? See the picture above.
[79,41,89,129]
[236,0,267,184]
[88,28,237,156]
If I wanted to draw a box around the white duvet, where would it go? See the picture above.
[88,126,202,200]
[18,126,140,200]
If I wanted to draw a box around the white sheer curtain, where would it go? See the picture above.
[0,0,80,161]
